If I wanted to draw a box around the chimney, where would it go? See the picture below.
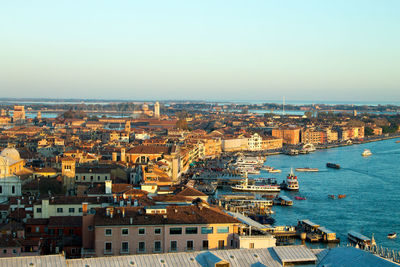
[82,202,88,215]
[130,217,133,224]
[122,208,125,218]
[105,180,112,194]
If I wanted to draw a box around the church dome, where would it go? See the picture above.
[0,148,21,162]
[142,104,149,111]
[0,156,7,166]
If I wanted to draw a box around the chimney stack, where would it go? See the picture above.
[105,180,112,194]
[82,202,88,215]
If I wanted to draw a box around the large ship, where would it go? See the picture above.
[232,176,281,192]
[281,169,299,191]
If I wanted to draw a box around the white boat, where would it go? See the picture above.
[269,169,281,173]
[237,166,260,175]
[387,233,397,239]
[281,168,299,191]
[232,177,281,192]
[295,167,319,172]
[362,149,372,157]
[261,166,273,171]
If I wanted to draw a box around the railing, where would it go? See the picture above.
[104,249,113,255]
[347,243,400,264]
[120,249,129,254]
[136,249,146,254]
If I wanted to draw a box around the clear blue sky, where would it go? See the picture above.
[1,1,399,102]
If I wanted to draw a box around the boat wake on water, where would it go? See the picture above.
[342,167,389,182]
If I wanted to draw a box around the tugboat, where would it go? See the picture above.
[281,169,299,191]
[326,163,340,169]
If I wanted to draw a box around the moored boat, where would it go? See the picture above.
[338,194,346,199]
[328,195,335,199]
[294,196,306,200]
[232,177,281,192]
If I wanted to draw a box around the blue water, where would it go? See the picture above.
[251,138,400,250]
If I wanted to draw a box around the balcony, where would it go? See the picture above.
[120,249,130,254]
[136,249,146,254]
[104,249,113,255]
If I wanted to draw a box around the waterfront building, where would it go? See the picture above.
[272,127,301,145]
[246,133,262,151]
[82,204,241,257]
[261,135,283,150]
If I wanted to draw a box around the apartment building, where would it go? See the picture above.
[82,204,240,257]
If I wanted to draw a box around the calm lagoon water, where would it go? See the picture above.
[251,138,400,250]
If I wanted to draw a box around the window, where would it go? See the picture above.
[138,228,145,235]
[48,229,54,235]
[35,227,40,233]
[88,225,93,231]
[121,241,129,252]
[90,176,93,181]
[2,249,6,254]
[122,228,129,235]
[170,241,177,252]
[249,243,254,249]
[202,240,209,250]
[75,176,78,180]
[217,227,229,233]
[154,228,161,235]
[12,186,15,194]
[187,240,194,251]
[138,242,145,252]
[82,176,85,181]
[98,176,100,181]
[56,208,63,213]
[201,227,213,234]
[69,229,74,235]
[218,240,224,249]
[105,242,112,252]
[154,241,161,252]
[185,227,198,234]
[69,208,75,213]
[105,229,112,236]
[169,227,182,235]
[79,208,83,213]
[36,208,42,213]
[0,186,2,194]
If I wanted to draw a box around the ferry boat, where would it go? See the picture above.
[236,166,260,175]
[361,149,372,157]
[281,169,299,191]
[295,167,319,172]
[326,163,340,169]
[348,231,371,248]
[254,178,278,185]
[231,177,281,192]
